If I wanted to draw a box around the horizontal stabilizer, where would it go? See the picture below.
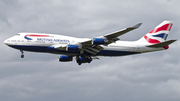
[147,40,177,48]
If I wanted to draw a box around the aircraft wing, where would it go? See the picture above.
[53,44,67,50]
[55,23,142,55]
[80,23,142,46]
[103,23,142,40]
[78,23,142,55]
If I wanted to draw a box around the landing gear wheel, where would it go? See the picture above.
[78,62,81,65]
[76,58,81,65]
[20,50,24,58]
[21,55,24,58]
[88,57,92,63]
[88,59,92,63]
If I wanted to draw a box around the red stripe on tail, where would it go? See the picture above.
[144,35,161,44]
[149,24,170,33]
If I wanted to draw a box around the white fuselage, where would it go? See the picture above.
[4,33,165,56]
[4,21,175,65]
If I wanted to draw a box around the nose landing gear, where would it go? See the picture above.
[20,50,24,58]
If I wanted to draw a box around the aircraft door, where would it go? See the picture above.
[136,45,140,52]
[26,40,32,44]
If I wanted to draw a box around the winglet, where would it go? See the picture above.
[132,23,142,29]
[147,39,177,48]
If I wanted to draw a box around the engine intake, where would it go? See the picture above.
[92,38,105,45]
[58,55,73,62]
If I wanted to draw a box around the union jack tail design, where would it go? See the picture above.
[138,21,173,44]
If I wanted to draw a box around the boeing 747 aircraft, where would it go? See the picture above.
[4,21,176,65]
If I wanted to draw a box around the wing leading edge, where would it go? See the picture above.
[103,23,142,40]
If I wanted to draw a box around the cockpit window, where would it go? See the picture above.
[16,34,20,36]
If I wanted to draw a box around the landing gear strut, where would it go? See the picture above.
[20,50,24,58]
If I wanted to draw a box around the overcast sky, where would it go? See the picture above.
[1,0,180,101]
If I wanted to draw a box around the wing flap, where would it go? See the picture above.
[84,49,97,55]
[84,46,103,55]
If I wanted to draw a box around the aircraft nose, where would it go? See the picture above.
[4,39,9,45]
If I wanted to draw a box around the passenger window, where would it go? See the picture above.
[11,40,16,42]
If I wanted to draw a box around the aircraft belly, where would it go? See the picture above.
[97,46,140,56]
[8,45,79,56]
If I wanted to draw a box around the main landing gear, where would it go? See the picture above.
[20,50,24,58]
[76,56,92,65]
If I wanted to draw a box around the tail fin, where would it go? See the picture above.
[138,21,173,44]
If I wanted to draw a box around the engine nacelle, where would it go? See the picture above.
[92,38,105,45]
[58,55,73,62]
[66,44,79,51]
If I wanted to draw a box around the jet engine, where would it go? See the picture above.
[58,55,73,62]
[66,44,79,51]
[92,38,105,45]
